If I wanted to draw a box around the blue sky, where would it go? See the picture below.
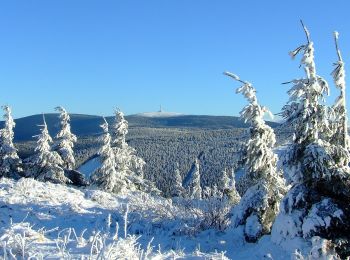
[0,0,349,118]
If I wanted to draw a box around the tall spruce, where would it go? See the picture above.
[225,169,241,206]
[183,158,202,199]
[224,72,285,242]
[170,163,185,197]
[0,106,23,178]
[54,106,77,170]
[272,23,350,258]
[111,108,157,194]
[111,109,144,175]
[27,115,69,184]
[91,118,124,193]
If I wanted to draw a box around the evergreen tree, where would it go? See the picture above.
[111,108,157,194]
[330,32,350,167]
[0,106,23,178]
[91,118,125,193]
[224,72,285,242]
[218,168,230,192]
[183,158,202,199]
[223,168,241,205]
[27,115,70,184]
[111,108,129,149]
[54,106,77,170]
[272,23,350,258]
[130,155,146,179]
[112,109,139,174]
[170,163,185,197]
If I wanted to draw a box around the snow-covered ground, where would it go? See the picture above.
[78,156,101,179]
[0,177,312,259]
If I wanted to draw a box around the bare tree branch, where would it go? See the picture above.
[334,31,343,62]
[300,20,310,44]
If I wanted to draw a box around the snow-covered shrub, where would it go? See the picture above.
[0,222,40,258]
[25,115,70,184]
[174,186,231,234]
[54,106,77,170]
[224,72,285,242]
[84,189,119,209]
[200,186,231,231]
[272,23,350,258]
[308,236,340,260]
[183,158,202,199]
[0,106,23,179]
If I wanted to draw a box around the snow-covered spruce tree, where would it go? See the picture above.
[111,108,157,193]
[0,106,23,179]
[112,109,140,173]
[224,72,285,242]
[169,163,185,197]
[183,158,202,199]
[111,108,128,148]
[330,32,350,167]
[223,168,241,205]
[26,115,70,184]
[271,23,350,258]
[54,106,77,170]
[90,118,125,193]
[218,168,230,192]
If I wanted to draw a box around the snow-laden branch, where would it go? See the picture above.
[331,31,349,155]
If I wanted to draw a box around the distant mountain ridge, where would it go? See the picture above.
[135,111,183,117]
[0,113,279,142]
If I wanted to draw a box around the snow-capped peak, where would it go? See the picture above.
[135,111,183,118]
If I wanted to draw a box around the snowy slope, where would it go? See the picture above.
[0,177,312,259]
[78,156,101,179]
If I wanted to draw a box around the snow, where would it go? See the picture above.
[135,111,184,118]
[0,177,312,259]
[245,214,262,239]
[78,156,101,178]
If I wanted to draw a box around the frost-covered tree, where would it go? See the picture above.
[169,163,185,197]
[224,72,285,242]
[0,106,23,178]
[272,23,350,258]
[91,118,125,193]
[218,168,230,192]
[183,158,202,199]
[54,106,77,170]
[111,108,158,194]
[26,115,70,184]
[111,109,144,174]
[111,108,129,149]
[329,32,350,167]
[224,168,241,205]
[130,155,146,179]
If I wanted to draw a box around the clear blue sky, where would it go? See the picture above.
[0,0,349,118]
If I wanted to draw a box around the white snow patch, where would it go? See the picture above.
[78,156,101,178]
